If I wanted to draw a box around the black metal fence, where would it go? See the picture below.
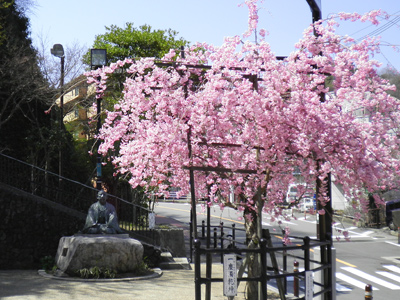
[190,220,247,263]
[0,153,153,239]
[192,221,333,300]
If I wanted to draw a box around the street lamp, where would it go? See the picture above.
[90,49,107,190]
[305,0,322,23]
[305,0,332,244]
[305,2,334,299]
[51,44,65,181]
[90,49,107,70]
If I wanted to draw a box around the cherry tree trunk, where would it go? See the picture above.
[244,190,264,300]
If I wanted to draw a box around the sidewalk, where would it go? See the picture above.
[0,265,240,300]
[0,214,282,300]
[0,265,283,300]
[0,223,228,300]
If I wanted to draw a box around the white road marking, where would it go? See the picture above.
[341,267,400,290]
[385,241,400,247]
[336,272,379,290]
[376,271,400,282]
[383,265,400,274]
[335,282,352,292]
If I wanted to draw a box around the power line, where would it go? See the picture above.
[350,11,400,36]
[348,12,400,71]
[379,50,398,72]
[356,12,400,42]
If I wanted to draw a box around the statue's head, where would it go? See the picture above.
[97,190,107,205]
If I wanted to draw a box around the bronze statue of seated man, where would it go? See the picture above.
[82,190,124,234]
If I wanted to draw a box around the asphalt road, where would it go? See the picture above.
[155,202,400,300]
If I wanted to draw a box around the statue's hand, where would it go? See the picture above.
[107,214,114,224]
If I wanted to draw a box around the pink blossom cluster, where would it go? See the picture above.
[240,0,262,38]
[86,6,400,220]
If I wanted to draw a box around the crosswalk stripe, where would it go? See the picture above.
[383,265,400,274]
[376,271,400,282]
[336,272,379,290]
[341,267,400,290]
[335,282,352,292]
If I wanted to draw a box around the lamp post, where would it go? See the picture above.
[90,49,107,190]
[305,0,332,244]
[306,0,322,22]
[51,44,65,181]
[305,2,334,299]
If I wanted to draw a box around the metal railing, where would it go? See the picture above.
[190,220,247,262]
[194,235,333,300]
[191,221,333,300]
[0,153,154,240]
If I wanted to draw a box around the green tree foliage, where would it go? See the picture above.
[82,22,189,114]
[84,23,188,65]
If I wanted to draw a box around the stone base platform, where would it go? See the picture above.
[56,234,144,275]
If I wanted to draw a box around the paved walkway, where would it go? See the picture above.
[0,264,277,300]
[0,214,282,300]
[0,266,228,300]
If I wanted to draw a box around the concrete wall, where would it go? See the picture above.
[152,228,186,257]
[331,181,347,211]
[0,184,85,269]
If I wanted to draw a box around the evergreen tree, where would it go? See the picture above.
[0,1,48,158]
[83,23,188,65]
[0,1,75,180]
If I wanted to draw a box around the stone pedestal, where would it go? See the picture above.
[55,234,144,274]
[153,228,186,257]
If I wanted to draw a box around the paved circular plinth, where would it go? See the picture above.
[38,268,162,282]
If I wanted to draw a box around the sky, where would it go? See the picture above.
[28,0,399,72]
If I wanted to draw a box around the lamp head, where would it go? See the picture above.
[51,44,64,58]
[91,49,107,69]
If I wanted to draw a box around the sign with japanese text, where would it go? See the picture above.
[305,270,313,300]
[148,212,155,229]
[223,254,237,296]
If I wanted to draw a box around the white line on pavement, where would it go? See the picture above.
[383,265,400,274]
[336,272,379,290]
[341,267,400,290]
[376,271,400,282]
[385,241,400,247]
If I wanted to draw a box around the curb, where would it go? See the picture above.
[38,268,163,282]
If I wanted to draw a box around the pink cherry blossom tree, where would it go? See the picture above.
[87,1,400,298]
